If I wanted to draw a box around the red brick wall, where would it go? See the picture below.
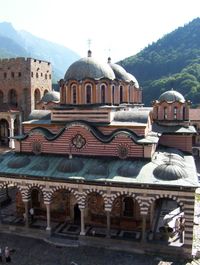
[159,135,192,152]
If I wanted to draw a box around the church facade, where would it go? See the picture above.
[0,51,198,258]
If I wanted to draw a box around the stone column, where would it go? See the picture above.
[106,209,111,238]
[45,202,51,234]
[23,199,29,228]
[141,215,147,242]
[80,207,85,236]
[9,116,15,149]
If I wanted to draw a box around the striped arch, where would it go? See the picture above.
[109,191,138,210]
[26,183,45,199]
[47,185,80,205]
[146,194,184,214]
[81,188,107,209]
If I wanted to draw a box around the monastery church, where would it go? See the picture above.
[0,51,198,257]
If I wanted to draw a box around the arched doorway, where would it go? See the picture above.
[74,203,80,224]
[150,198,183,244]
[0,119,9,146]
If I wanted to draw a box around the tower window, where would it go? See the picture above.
[164,107,168,120]
[112,85,115,105]
[85,84,92,104]
[120,86,123,103]
[18,72,21,77]
[174,107,177,119]
[101,84,106,104]
[11,72,15,78]
[71,85,77,104]
[4,73,7,79]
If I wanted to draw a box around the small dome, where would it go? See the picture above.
[7,156,30,169]
[153,162,187,181]
[127,73,139,88]
[109,63,131,82]
[64,53,115,81]
[41,91,60,103]
[158,89,185,103]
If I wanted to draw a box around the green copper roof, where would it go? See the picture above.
[0,148,198,188]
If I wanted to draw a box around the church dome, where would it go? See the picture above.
[41,91,60,103]
[108,58,139,86]
[64,51,115,81]
[158,89,185,103]
[153,162,187,181]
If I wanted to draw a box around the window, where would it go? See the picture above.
[4,73,7,79]
[31,72,33,78]
[36,72,39,78]
[45,74,47,79]
[123,197,134,217]
[112,85,115,105]
[120,86,123,103]
[183,107,186,120]
[18,72,21,77]
[174,107,177,119]
[164,107,167,120]
[34,89,41,109]
[0,91,3,104]
[71,85,77,104]
[86,84,92,104]
[49,74,51,79]
[8,89,17,106]
[11,72,14,78]
[100,84,106,104]
[41,73,43,77]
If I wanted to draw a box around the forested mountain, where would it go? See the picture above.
[0,22,80,83]
[119,18,200,106]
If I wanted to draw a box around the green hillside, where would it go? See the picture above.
[119,17,200,106]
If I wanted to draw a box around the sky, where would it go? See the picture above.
[0,0,200,62]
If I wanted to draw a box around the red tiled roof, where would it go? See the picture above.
[189,108,200,121]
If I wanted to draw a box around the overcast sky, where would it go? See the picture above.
[0,0,200,62]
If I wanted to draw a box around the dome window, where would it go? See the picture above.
[174,107,177,120]
[100,84,106,104]
[120,86,123,103]
[71,85,77,104]
[85,84,92,104]
[164,107,168,120]
[112,85,115,105]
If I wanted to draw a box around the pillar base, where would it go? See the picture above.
[80,231,86,236]
[46,227,52,235]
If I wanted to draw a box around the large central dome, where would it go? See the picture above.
[64,51,115,81]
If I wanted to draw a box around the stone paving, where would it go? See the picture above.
[0,232,188,265]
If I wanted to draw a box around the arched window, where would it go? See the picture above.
[85,84,92,104]
[71,85,77,104]
[120,86,123,103]
[0,119,9,146]
[34,89,41,109]
[0,90,3,104]
[112,85,115,105]
[183,106,186,120]
[43,90,48,96]
[164,107,168,120]
[123,197,134,217]
[8,89,17,106]
[174,106,177,120]
[100,84,106,104]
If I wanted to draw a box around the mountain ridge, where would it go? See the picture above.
[119,17,200,106]
[0,22,80,83]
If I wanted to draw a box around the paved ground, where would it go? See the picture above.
[0,232,188,265]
